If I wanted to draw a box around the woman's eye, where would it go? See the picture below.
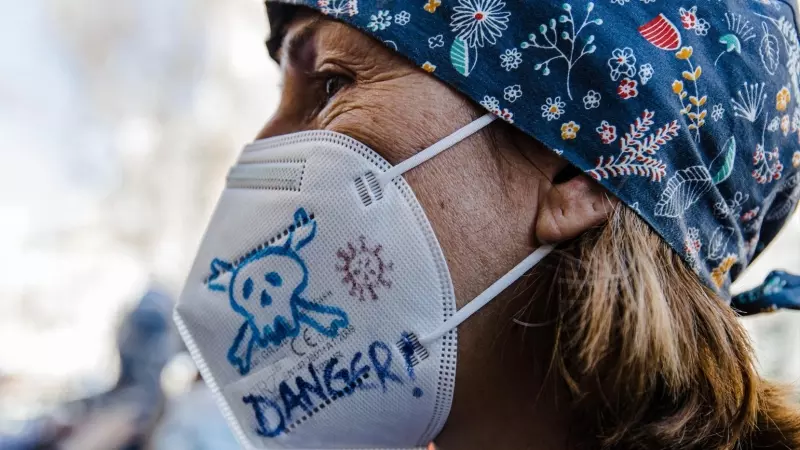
[324,74,350,100]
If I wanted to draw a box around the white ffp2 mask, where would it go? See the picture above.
[174,114,553,449]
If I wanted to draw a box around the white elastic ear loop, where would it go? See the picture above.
[377,113,497,185]
[419,244,555,346]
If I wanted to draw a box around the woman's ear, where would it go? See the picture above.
[535,173,618,244]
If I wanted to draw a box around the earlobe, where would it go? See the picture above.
[535,174,618,244]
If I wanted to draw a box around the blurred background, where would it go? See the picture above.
[0,0,276,448]
[0,1,797,449]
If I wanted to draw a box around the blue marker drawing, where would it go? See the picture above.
[241,339,406,438]
[399,332,423,398]
[206,208,350,375]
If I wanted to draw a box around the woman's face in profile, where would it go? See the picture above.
[175,3,800,447]
[260,13,546,319]
[257,10,614,448]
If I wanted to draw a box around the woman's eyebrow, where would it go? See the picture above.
[282,18,323,72]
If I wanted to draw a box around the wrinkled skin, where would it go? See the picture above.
[259,11,616,449]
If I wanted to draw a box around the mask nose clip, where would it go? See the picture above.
[354,171,384,207]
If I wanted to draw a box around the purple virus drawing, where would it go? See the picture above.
[336,236,393,301]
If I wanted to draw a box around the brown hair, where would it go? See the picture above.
[536,206,800,449]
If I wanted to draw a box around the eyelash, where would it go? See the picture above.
[318,71,353,103]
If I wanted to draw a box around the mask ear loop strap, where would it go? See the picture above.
[419,244,554,346]
[377,113,497,186]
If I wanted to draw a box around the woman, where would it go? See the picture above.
[176,1,800,449]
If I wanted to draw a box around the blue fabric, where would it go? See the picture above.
[266,0,800,312]
[733,270,800,313]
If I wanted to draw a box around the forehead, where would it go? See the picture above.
[270,8,403,68]
[272,11,346,62]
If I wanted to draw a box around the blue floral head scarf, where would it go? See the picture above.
[266,0,800,314]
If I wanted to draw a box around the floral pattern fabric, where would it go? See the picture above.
[733,270,800,314]
[266,0,800,314]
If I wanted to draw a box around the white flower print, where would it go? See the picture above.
[694,18,710,36]
[617,78,638,99]
[394,11,411,26]
[684,227,702,273]
[680,6,710,36]
[711,104,725,122]
[480,95,500,113]
[712,201,729,219]
[500,48,522,71]
[608,47,637,81]
[504,84,523,102]
[768,116,781,132]
[541,96,566,121]
[713,191,749,219]
[596,120,618,144]
[318,0,358,17]
[611,0,630,4]
[731,82,766,123]
[638,63,654,85]
[589,109,676,183]
[499,108,514,123]
[519,3,601,100]
[367,10,392,31]
[793,110,800,133]
[582,90,601,109]
[428,34,445,48]
[450,0,511,48]
[757,0,784,9]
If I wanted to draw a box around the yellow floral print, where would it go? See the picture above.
[776,86,791,112]
[711,254,738,289]
[423,0,441,13]
[675,46,693,60]
[422,62,437,73]
[561,121,580,140]
[792,151,800,168]
[672,46,706,141]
